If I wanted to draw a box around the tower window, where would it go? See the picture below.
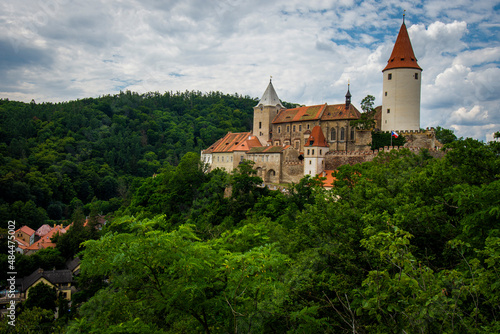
[312,149,315,155]
[387,109,390,113]
[415,73,419,80]
[278,126,281,133]
[388,73,392,80]
[385,92,387,96]
[259,122,262,129]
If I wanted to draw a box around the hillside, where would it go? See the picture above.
[0,91,260,228]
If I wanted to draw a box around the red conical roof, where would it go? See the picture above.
[383,23,422,72]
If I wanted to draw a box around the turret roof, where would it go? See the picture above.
[305,125,328,147]
[256,79,284,108]
[383,22,422,72]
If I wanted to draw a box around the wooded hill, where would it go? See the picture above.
[0,91,260,228]
[0,92,499,333]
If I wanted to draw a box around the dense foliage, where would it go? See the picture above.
[0,91,257,227]
[1,91,498,333]
[54,139,500,333]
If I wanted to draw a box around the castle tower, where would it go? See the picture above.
[253,78,284,145]
[304,126,329,176]
[381,16,422,132]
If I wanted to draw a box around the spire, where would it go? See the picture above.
[383,16,422,72]
[345,82,351,109]
[256,78,284,108]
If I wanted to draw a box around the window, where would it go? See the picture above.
[287,126,290,132]
[240,156,244,162]
[309,161,312,165]
[307,149,310,155]
[307,124,310,129]
[299,125,302,131]
[293,125,296,132]
[350,127,355,140]
[388,73,392,80]
[330,128,336,141]
[259,121,262,129]
[340,127,345,141]
[320,149,322,155]
[387,109,390,114]
[415,73,419,80]
[385,92,387,96]
[278,126,281,133]
[312,149,315,155]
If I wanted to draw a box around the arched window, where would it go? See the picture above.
[330,128,336,141]
[350,127,355,140]
[340,127,345,141]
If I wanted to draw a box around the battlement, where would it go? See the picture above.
[326,145,443,157]
[381,127,436,136]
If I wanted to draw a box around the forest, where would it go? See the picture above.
[0,92,499,333]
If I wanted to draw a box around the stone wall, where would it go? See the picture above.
[325,146,446,170]
[281,162,304,184]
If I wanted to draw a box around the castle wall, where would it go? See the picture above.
[281,162,304,184]
[325,145,445,170]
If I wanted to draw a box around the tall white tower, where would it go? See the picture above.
[381,17,422,132]
[253,79,284,146]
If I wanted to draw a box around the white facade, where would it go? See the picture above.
[381,68,422,132]
[304,146,328,176]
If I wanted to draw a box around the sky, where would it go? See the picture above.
[1,0,499,142]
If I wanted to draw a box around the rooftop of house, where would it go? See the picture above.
[26,224,67,251]
[35,224,53,237]
[17,268,73,292]
[319,170,338,188]
[16,226,35,236]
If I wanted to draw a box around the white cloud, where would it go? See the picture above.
[0,0,499,141]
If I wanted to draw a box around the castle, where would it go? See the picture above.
[202,19,441,185]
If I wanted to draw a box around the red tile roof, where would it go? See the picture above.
[210,132,262,153]
[16,226,35,236]
[26,225,67,251]
[273,103,360,124]
[319,170,337,188]
[383,23,422,71]
[305,126,328,147]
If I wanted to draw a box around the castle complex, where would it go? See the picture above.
[202,20,441,185]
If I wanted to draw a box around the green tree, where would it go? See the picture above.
[25,283,57,311]
[435,126,457,144]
